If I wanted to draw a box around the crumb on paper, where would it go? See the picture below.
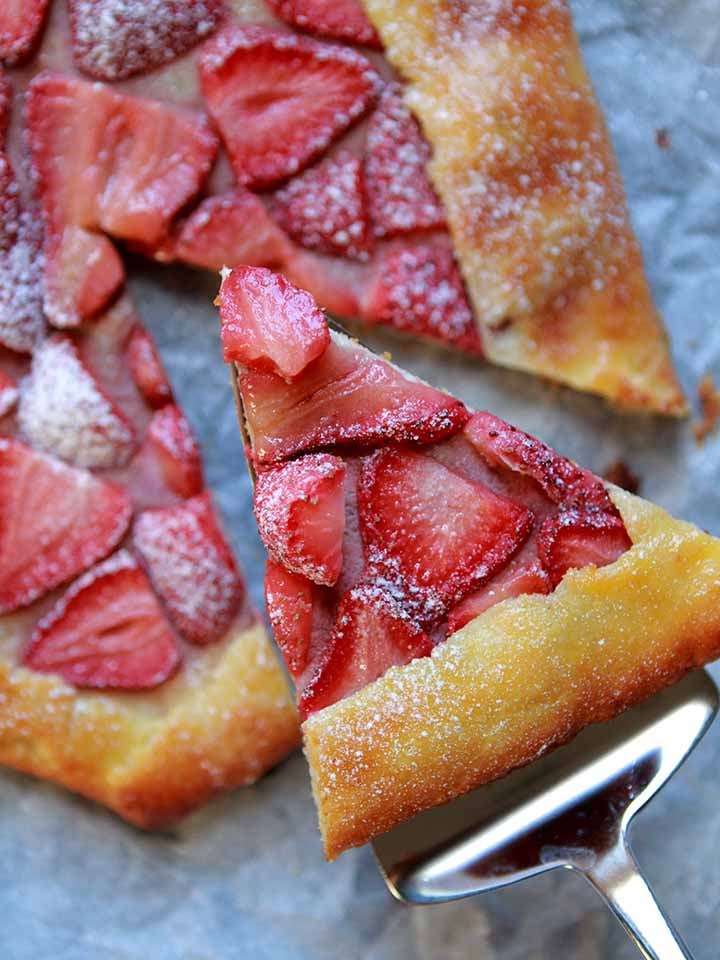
[603,459,640,494]
[655,127,671,149]
[693,375,720,444]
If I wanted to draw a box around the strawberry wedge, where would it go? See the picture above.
[219,269,633,718]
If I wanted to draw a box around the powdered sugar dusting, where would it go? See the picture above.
[17,336,136,469]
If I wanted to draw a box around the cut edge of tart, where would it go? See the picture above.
[221,267,720,859]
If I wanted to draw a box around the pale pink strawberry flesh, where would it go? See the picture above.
[223,270,633,717]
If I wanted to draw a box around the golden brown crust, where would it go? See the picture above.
[361,0,686,414]
[0,616,299,826]
[304,489,720,859]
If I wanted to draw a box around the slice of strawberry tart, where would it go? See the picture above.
[219,266,720,859]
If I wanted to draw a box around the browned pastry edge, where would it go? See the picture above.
[0,618,300,826]
[361,0,686,414]
[304,489,720,859]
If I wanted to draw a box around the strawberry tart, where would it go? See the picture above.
[0,0,685,413]
[220,267,720,859]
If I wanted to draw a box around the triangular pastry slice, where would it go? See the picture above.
[219,267,720,859]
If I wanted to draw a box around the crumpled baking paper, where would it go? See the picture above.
[2,1,719,957]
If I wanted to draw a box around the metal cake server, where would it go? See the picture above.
[372,669,717,960]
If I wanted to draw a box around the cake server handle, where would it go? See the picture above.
[582,838,693,960]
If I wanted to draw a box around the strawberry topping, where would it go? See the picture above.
[18,336,136,469]
[68,0,225,81]
[23,551,181,690]
[359,449,534,624]
[537,511,632,588]
[299,583,433,718]
[446,557,550,636]
[240,331,469,464]
[145,404,203,499]
[134,493,245,645]
[365,85,445,238]
[271,151,373,261]
[126,324,173,408]
[173,190,292,272]
[219,266,329,380]
[255,453,346,586]
[0,0,49,66]
[43,227,125,329]
[264,559,315,680]
[364,243,482,354]
[0,439,131,614]
[0,369,18,417]
[267,0,381,49]
[199,24,380,189]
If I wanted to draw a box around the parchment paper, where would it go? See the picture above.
[2,2,719,957]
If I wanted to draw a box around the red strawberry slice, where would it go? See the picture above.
[219,266,330,381]
[0,438,131,614]
[0,369,18,417]
[365,84,445,238]
[134,493,245,645]
[282,248,363,319]
[464,411,612,510]
[126,324,173,408]
[0,0,49,66]
[264,559,316,680]
[145,404,203,499]
[271,151,373,261]
[43,226,125,329]
[239,330,470,464]
[173,190,293,272]
[299,583,433,718]
[17,336,136,469]
[255,453,346,586]
[364,244,483,354]
[359,449,534,623]
[267,0,381,49]
[68,0,225,82]
[199,24,380,189]
[537,510,632,588]
[23,551,181,690]
[446,557,550,636]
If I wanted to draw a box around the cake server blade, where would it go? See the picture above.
[372,668,717,960]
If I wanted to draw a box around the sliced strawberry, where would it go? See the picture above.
[271,151,373,261]
[359,449,534,623]
[199,24,380,189]
[299,583,433,718]
[255,453,346,585]
[0,438,131,614]
[267,0,381,48]
[24,551,181,690]
[239,331,469,464]
[219,265,329,380]
[446,557,550,635]
[0,369,17,417]
[134,493,245,645]
[264,559,315,680]
[537,510,632,588]
[282,248,363,318]
[465,412,616,512]
[365,84,445,238]
[43,226,125,329]
[364,243,482,354]
[173,190,293,272]
[17,336,136,469]
[68,0,225,82]
[145,404,203,499]
[0,0,49,66]
[126,324,173,408]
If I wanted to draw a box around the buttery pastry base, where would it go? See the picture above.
[0,615,299,826]
[361,0,686,414]
[305,488,720,859]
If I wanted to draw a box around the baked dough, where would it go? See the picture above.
[0,614,299,826]
[361,0,686,414]
[305,488,720,858]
